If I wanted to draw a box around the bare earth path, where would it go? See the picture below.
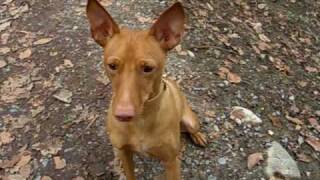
[0,0,319,179]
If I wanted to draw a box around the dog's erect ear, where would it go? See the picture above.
[150,2,185,50]
[86,0,119,47]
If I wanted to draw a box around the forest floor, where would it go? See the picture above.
[0,0,319,179]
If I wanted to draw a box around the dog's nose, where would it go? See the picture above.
[114,105,135,122]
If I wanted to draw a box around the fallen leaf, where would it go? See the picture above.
[53,89,73,103]
[304,66,318,73]
[257,41,271,51]
[0,47,10,55]
[308,118,320,132]
[258,33,271,42]
[0,75,33,103]
[297,81,308,87]
[217,67,241,83]
[64,59,74,68]
[1,33,10,44]
[99,0,112,7]
[0,131,14,146]
[0,21,11,32]
[15,153,32,170]
[296,153,313,163]
[0,153,22,169]
[269,56,290,74]
[33,38,53,45]
[306,136,320,152]
[53,156,66,169]
[0,60,7,68]
[268,114,282,128]
[227,71,241,83]
[32,138,63,156]
[285,113,303,125]
[205,110,216,117]
[247,152,264,169]
[19,48,32,59]
[19,164,32,178]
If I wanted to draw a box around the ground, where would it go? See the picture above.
[0,0,319,179]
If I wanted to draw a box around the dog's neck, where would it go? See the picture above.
[136,77,166,129]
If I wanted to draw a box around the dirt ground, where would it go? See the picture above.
[0,0,319,179]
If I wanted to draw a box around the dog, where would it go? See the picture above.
[86,0,207,179]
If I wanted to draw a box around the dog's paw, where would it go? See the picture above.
[190,132,207,147]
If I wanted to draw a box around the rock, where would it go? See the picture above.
[208,175,217,180]
[265,141,301,178]
[53,89,73,103]
[230,106,262,124]
[217,157,226,165]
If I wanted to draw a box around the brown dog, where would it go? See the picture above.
[86,0,207,179]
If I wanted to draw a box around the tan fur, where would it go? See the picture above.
[86,1,207,179]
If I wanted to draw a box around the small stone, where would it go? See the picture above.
[208,175,217,180]
[265,141,301,178]
[268,130,274,136]
[218,157,226,165]
[258,4,266,9]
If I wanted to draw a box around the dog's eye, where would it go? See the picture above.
[108,63,117,71]
[142,65,154,73]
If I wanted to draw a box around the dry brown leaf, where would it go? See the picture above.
[99,0,112,7]
[0,153,22,169]
[247,152,264,169]
[304,66,318,73]
[0,131,15,146]
[285,113,303,125]
[205,110,216,117]
[32,138,63,156]
[297,81,308,87]
[64,59,74,68]
[268,114,282,128]
[269,56,290,74]
[72,176,85,180]
[0,21,11,32]
[53,156,66,169]
[1,33,10,44]
[41,176,53,180]
[0,75,32,103]
[33,38,53,45]
[257,41,271,51]
[0,47,10,55]
[296,153,313,163]
[15,153,32,170]
[308,118,320,132]
[19,48,32,59]
[258,33,271,42]
[227,71,241,83]
[0,60,7,68]
[306,136,320,152]
[19,164,32,178]
[217,67,241,83]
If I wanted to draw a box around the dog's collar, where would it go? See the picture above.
[146,79,166,103]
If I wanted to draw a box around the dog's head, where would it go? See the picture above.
[86,0,185,122]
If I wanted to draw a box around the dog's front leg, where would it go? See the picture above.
[118,149,136,180]
[164,157,181,180]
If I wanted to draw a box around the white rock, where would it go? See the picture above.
[265,141,301,178]
[230,106,262,124]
